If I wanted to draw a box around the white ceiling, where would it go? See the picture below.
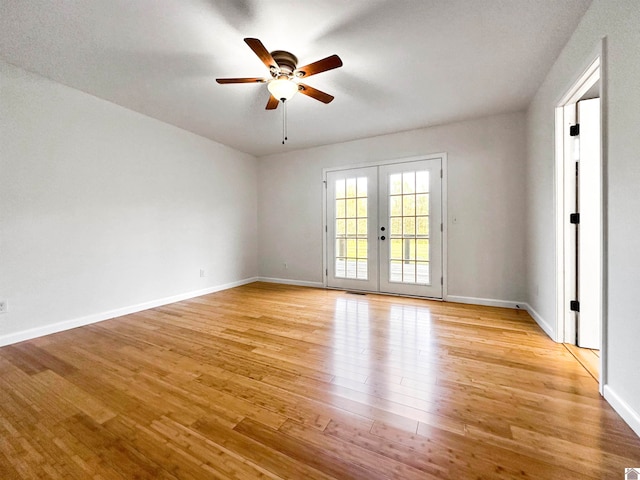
[1,0,592,157]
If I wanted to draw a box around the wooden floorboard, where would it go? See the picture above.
[0,282,638,479]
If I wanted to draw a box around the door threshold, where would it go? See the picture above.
[564,343,600,382]
[324,286,443,301]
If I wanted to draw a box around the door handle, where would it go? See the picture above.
[380,235,386,241]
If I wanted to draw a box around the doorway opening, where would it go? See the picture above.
[555,52,605,390]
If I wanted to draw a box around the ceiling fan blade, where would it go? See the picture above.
[244,38,277,71]
[298,83,334,104]
[295,55,343,78]
[216,77,266,84]
[266,95,279,110]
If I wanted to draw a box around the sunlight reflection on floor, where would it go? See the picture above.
[331,296,437,408]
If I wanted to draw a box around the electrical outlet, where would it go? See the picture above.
[0,300,7,314]
[199,269,206,278]
[284,263,288,269]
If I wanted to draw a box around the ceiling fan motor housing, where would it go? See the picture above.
[270,50,298,76]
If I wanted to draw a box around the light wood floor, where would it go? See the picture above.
[0,282,638,479]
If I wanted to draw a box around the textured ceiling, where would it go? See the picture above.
[0,0,592,156]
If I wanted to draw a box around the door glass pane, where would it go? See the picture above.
[402,195,415,216]
[347,239,356,257]
[336,258,345,277]
[357,219,367,235]
[402,263,416,283]
[416,194,429,215]
[334,176,369,280]
[403,217,415,236]
[357,239,368,259]
[357,177,367,196]
[390,239,402,260]
[417,217,428,236]
[402,172,415,194]
[346,198,356,218]
[357,260,368,279]
[416,171,429,193]
[390,174,402,195]
[346,178,357,197]
[417,239,429,261]
[346,219,356,235]
[346,259,357,277]
[390,260,403,282]
[387,169,431,285]
[357,198,367,217]
[390,196,402,216]
[405,238,415,260]
[390,217,402,235]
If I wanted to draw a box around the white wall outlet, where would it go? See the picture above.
[284,263,288,269]
[0,300,7,314]
[199,269,206,277]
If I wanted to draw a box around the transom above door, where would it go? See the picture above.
[325,157,443,299]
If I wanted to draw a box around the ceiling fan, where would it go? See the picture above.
[216,38,343,110]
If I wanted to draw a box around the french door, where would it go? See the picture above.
[326,158,443,298]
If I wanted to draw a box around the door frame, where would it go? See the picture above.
[322,153,448,299]
[554,42,606,392]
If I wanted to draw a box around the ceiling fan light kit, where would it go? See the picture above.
[216,37,343,144]
[267,77,298,102]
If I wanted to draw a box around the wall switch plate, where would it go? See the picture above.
[0,300,7,314]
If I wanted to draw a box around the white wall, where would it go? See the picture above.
[258,112,527,305]
[0,60,258,345]
[526,0,640,435]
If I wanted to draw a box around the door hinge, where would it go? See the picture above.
[570,213,580,224]
[325,225,328,232]
[325,268,328,276]
[440,223,443,232]
[441,277,443,286]
[323,180,327,188]
[570,300,580,312]
[440,169,443,178]
[570,124,580,136]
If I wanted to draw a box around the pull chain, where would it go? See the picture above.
[281,99,288,144]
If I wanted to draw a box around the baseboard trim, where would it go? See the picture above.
[257,277,324,288]
[522,302,556,341]
[604,385,640,438]
[445,295,525,310]
[0,277,258,348]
